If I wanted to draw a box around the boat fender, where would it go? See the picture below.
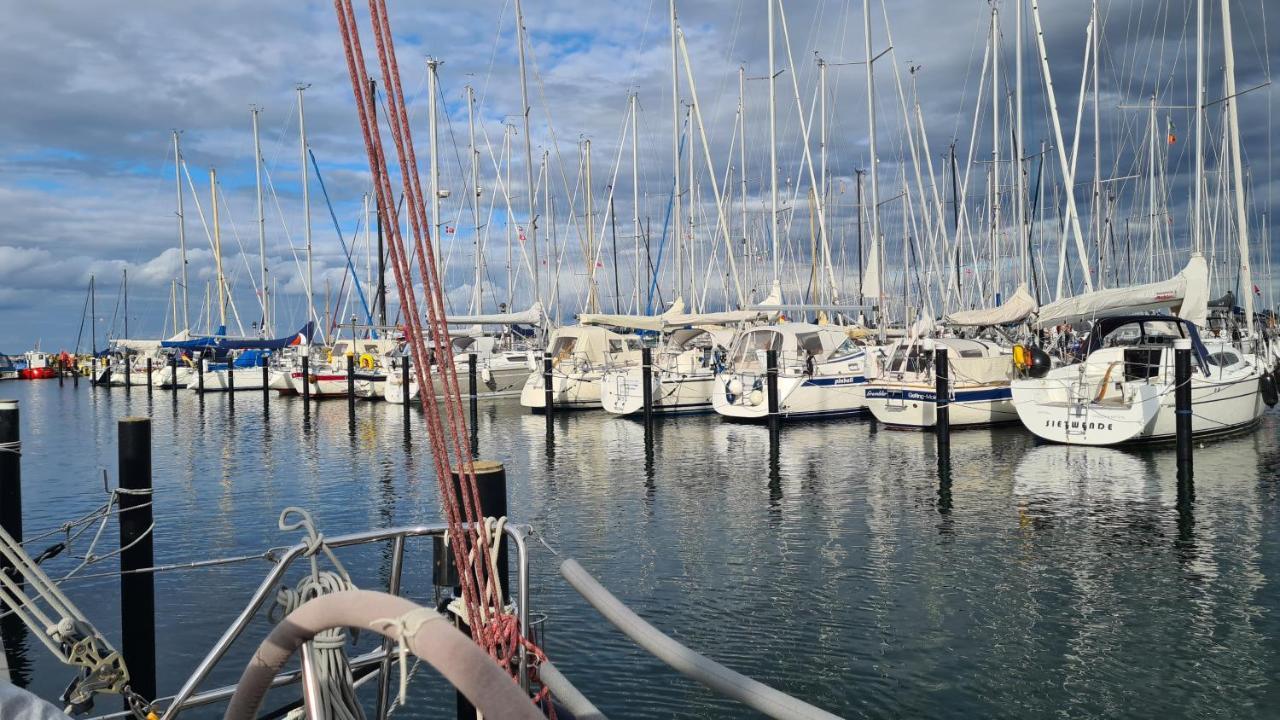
[1027,347,1052,379]
[726,377,743,397]
[481,367,493,384]
[748,389,764,406]
[359,353,376,370]
[1262,373,1279,407]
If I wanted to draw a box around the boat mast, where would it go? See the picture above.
[123,268,128,340]
[467,84,483,315]
[1193,0,1204,256]
[170,279,178,337]
[251,105,269,336]
[1015,0,1027,285]
[738,66,749,297]
[991,3,1001,302]
[1091,0,1103,288]
[819,55,828,304]
[297,83,317,343]
[90,274,96,355]
[370,78,387,327]
[686,103,696,309]
[427,58,443,282]
[864,0,884,340]
[514,0,540,306]
[585,138,599,313]
[1221,0,1253,334]
[670,0,683,303]
[1148,94,1157,278]
[211,168,226,329]
[172,130,190,332]
[768,0,780,299]
[631,92,641,313]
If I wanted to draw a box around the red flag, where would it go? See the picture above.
[446,225,455,234]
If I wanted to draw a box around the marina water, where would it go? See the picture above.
[5,381,1280,718]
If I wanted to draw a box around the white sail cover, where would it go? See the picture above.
[581,298,766,331]
[945,283,1038,326]
[445,302,544,326]
[112,330,191,352]
[1034,254,1209,328]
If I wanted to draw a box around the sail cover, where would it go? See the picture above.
[445,302,544,326]
[1034,254,1209,328]
[945,284,1038,326]
[580,298,768,331]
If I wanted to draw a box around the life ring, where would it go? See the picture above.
[359,353,376,370]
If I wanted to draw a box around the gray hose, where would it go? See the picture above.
[539,660,607,720]
[560,559,843,720]
[223,590,542,720]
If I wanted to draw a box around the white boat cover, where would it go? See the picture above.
[1034,254,1209,328]
[445,302,544,326]
[580,297,767,331]
[945,284,1038,326]
[112,330,192,352]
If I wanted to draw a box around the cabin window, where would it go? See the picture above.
[550,336,577,360]
[796,333,825,358]
[608,340,624,353]
[959,349,984,358]
[1205,351,1240,367]
[831,337,863,357]
[452,337,476,351]
[732,331,781,369]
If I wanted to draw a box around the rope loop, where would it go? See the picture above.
[369,607,442,706]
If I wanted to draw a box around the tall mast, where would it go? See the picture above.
[172,131,190,331]
[631,92,641,313]
[819,56,828,303]
[585,138,599,313]
[1015,0,1027,285]
[670,0,683,303]
[467,84,483,315]
[171,279,178,338]
[90,275,95,354]
[1193,0,1204,255]
[427,58,443,283]
[211,168,226,329]
[738,65,749,295]
[251,105,269,336]
[123,268,129,340]
[768,0,780,296]
[506,124,514,311]
[371,78,387,327]
[1091,0,1103,288]
[991,4,1001,300]
[1221,0,1253,333]
[1148,94,1157,275]
[514,0,540,305]
[687,103,696,308]
[864,0,884,340]
[297,84,316,342]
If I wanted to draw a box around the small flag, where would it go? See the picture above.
[595,261,604,268]
[1167,117,1177,145]
[1254,284,1261,295]
[446,225,455,234]
[518,226,526,242]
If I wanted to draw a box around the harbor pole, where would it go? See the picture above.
[641,346,654,428]
[91,357,97,387]
[468,353,478,456]
[117,417,156,704]
[301,355,311,411]
[58,361,64,387]
[262,362,270,409]
[765,349,780,430]
[170,356,178,397]
[450,460,508,720]
[197,355,205,394]
[226,357,235,410]
[0,401,22,571]
[72,362,78,388]
[346,354,355,420]
[1174,338,1193,479]
[124,354,132,390]
[401,358,411,442]
[935,347,951,475]
[145,358,152,395]
[543,353,554,423]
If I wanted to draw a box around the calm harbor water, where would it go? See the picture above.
[4,380,1280,718]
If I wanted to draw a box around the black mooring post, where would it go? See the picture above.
[0,400,22,562]
[301,355,311,411]
[543,353,554,422]
[262,361,270,409]
[145,358,152,395]
[170,356,178,397]
[124,354,132,390]
[117,416,155,704]
[401,358,411,442]
[226,358,235,408]
[346,353,356,418]
[641,346,654,428]
[196,355,205,394]
[935,347,951,469]
[72,362,78,387]
[1174,338,1193,480]
[91,357,98,387]
[766,349,780,430]
[58,361,64,387]
[468,353,478,456]
[448,460,508,720]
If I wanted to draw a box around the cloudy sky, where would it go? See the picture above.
[0,0,1274,351]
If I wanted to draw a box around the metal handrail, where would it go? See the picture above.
[157,522,532,720]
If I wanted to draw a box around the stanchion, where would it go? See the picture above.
[117,416,156,703]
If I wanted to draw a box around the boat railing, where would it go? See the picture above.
[142,522,533,720]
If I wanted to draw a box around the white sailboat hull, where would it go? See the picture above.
[864,382,1018,428]
[599,367,715,415]
[711,371,868,420]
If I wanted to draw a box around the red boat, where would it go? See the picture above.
[18,351,58,380]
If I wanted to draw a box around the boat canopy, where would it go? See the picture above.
[445,302,544,326]
[1034,254,1209,328]
[945,284,1038,327]
[162,322,313,352]
[580,298,769,331]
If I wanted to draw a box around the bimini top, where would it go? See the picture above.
[1035,254,1209,328]
[1079,315,1210,370]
